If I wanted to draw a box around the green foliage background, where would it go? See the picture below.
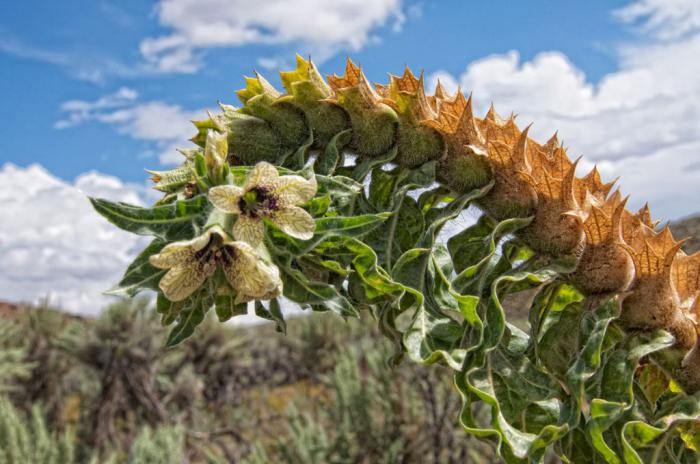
[0,300,496,463]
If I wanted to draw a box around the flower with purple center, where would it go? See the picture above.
[149,226,282,303]
[208,162,317,246]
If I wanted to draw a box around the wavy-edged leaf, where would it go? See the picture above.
[165,292,209,347]
[89,194,210,240]
[254,299,286,333]
[280,265,357,317]
[315,129,351,175]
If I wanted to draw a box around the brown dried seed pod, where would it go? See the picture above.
[677,327,700,393]
[570,195,635,295]
[517,161,586,257]
[476,129,538,220]
[423,92,493,192]
[376,67,445,168]
[620,227,695,347]
[671,250,700,312]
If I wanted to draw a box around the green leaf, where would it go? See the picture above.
[156,292,183,326]
[106,239,167,297]
[280,265,357,317]
[315,129,351,175]
[345,238,408,302]
[450,215,534,296]
[418,181,494,248]
[254,299,286,333]
[165,292,209,347]
[268,213,390,256]
[351,145,397,182]
[214,295,248,322]
[279,128,314,170]
[539,302,583,379]
[447,215,497,274]
[90,194,210,240]
[392,196,425,257]
[305,193,331,217]
[315,174,364,212]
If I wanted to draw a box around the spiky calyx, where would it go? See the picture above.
[279,55,350,148]
[569,193,635,295]
[376,67,445,168]
[326,58,398,158]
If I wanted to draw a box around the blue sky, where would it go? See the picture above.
[2,0,630,181]
[2,0,700,314]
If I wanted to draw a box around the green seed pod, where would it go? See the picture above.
[376,68,445,168]
[437,145,493,193]
[192,103,281,165]
[279,55,350,148]
[477,169,538,220]
[237,72,310,151]
[226,111,282,164]
[327,59,398,158]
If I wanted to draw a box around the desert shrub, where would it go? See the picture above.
[0,398,75,464]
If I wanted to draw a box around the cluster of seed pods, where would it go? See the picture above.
[196,55,700,392]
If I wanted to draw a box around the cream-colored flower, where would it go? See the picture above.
[208,162,317,246]
[149,226,282,303]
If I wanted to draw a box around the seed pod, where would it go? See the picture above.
[570,194,635,295]
[476,129,538,220]
[237,72,311,151]
[671,250,700,312]
[620,227,693,347]
[426,79,449,112]
[326,59,398,157]
[191,106,282,165]
[376,67,445,168]
[279,55,349,148]
[574,166,616,207]
[677,327,700,393]
[518,160,586,257]
[423,92,493,192]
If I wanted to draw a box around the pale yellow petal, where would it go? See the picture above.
[235,285,283,304]
[232,215,265,246]
[158,262,213,302]
[223,242,283,300]
[272,174,317,206]
[273,206,316,240]
[246,161,279,189]
[208,185,243,214]
[148,231,212,268]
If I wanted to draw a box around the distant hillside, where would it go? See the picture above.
[672,214,700,254]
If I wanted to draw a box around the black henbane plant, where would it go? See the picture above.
[91,55,700,463]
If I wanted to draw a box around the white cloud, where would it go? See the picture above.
[0,163,153,316]
[141,0,406,72]
[56,91,206,165]
[428,0,700,220]
[54,87,138,129]
[613,0,700,40]
[0,35,158,84]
